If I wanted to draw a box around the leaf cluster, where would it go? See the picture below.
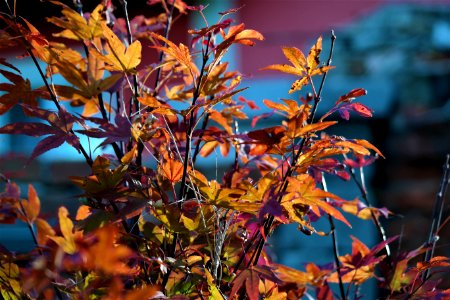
[0,1,448,299]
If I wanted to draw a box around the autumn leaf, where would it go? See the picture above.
[94,22,142,73]
[0,262,22,299]
[43,48,121,116]
[35,218,56,245]
[286,120,337,139]
[190,171,256,213]
[150,31,199,80]
[19,185,41,223]
[49,206,81,254]
[160,158,184,183]
[262,37,334,94]
[87,225,136,275]
[0,69,46,115]
[47,2,104,41]
[283,174,351,227]
[230,268,260,300]
[0,106,81,163]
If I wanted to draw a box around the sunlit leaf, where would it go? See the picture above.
[95,23,142,73]
[49,206,80,254]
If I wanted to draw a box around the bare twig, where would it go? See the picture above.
[321,174,346,300]
[422,153,450,281]
[348,165,391,260]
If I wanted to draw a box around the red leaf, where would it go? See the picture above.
[350,102,373,118]
[245,269,260,300]
[336,88,367,104]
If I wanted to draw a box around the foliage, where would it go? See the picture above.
[0,1,449,299]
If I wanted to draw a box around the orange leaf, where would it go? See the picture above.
[88,225,136,275]
[200,141,219,157]
[35,218,56,245]
[20,184,40,223]
[75,205,92,221]
[287,121,337,139]
[150,32,199,79]
[283,175,351,227]
[272,264,310,285]
[353,139,385,158]
[160,158,184,183]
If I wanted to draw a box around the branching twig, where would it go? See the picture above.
[246,31,337,269]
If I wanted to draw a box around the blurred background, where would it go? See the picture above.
[1,0,449,297]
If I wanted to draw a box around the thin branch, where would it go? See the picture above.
[118,0,140,116]
[192,112,210,165]
[154,2,176,91]
[26,46,93,166]
[422,153,450,281]
[321,174,346,300]
[247,30,337,269]
[98,94,124,160]
[348,165,391,260]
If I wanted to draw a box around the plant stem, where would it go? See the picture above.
[192,112,210,165]
[349,166,391,259]
[26,47,93,166]
[162,33,212,291]
[321,175,346,300]
[247,31,337,269]
[422,153,450,281]
[98,94,124,160]
[178,34,212,208]
[118,0,140,116]
[154,2,175,92]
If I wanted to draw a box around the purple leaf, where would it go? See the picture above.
[259,198,283,221]
[0,122,59,136]
[21,104,56,121]
[28,134,66,163]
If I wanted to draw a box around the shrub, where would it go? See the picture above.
[0,1,449,299]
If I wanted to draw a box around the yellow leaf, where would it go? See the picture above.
[307,36,322,71]
[282,47,306,71]
[98,23,142,73]
[121,145,138,165]
[47,2,104,41]
[283,175,350,227]
[49,206,78,254]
